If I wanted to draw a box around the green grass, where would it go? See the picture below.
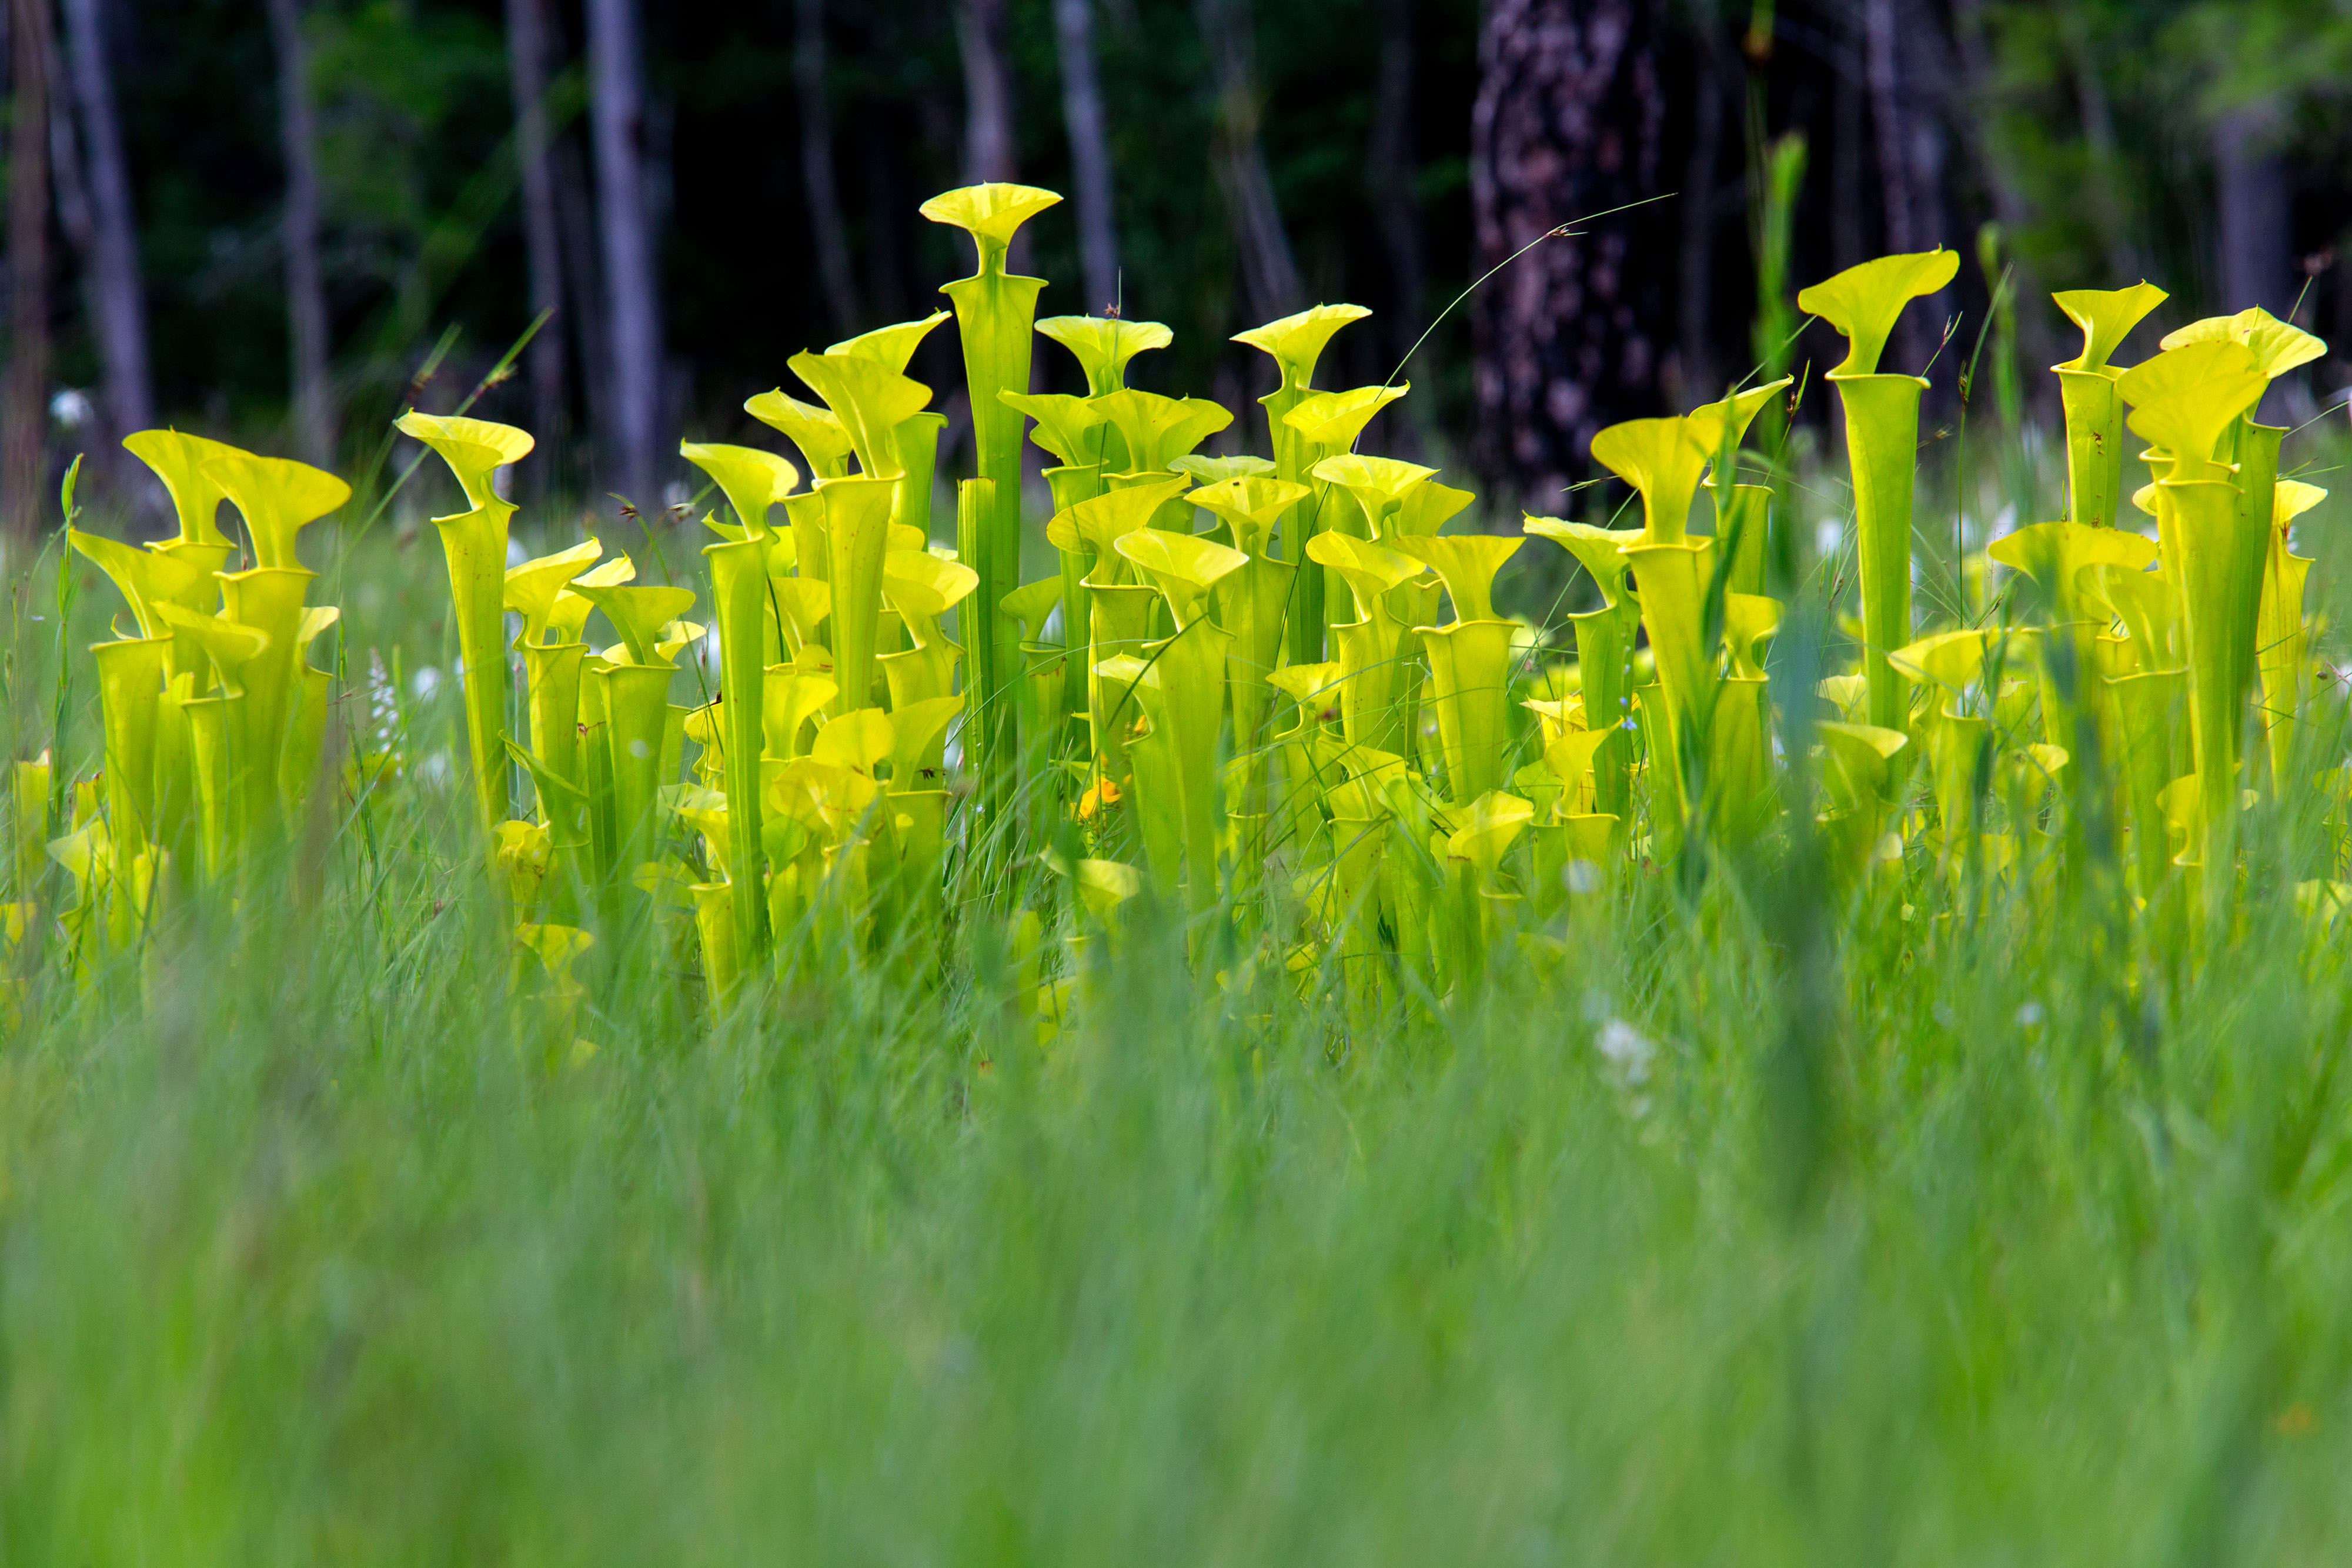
[8,777,2352,1560]
[9,460,2352,1562]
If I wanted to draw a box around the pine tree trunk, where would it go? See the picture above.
[794,0,860,336]
[1863,0,1914,261]
[1053,0,1118,316]
[2214,104,2291,316]
[5,0,52,539]
[586,0,662,510]
[59,0,146,453]
[1470,0,1669,505]
[955,0,1024,282]
[1830,0,1864,275]
[266,0,332,467]
[1197,0,1302,325]
[552,110,610,473]
[505,0,566,472]
[955,0,1014,185]
[1365,0,1424,376]
[1673,22,1725,405]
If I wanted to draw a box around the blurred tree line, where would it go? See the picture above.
[2,0,2350,536]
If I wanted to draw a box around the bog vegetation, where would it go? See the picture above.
[11,182,2349,1041]
[9,182,2352,1558]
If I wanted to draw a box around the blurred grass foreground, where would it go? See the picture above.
[4,795,2351,1560]
[9,0,2352,1552]
[1,521,2349,1559]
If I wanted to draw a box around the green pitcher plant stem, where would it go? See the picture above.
[21,189,2352,1035]
[1799,249,1958,730]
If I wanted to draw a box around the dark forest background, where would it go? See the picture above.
[5,0,2352,533]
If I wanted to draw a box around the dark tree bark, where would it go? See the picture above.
[1673,21,1725,404]
[1365,0,1424,374]
[1198,0,1303,326]
[1947,0,2045,316]
[955,0,1029,279]
[1470,0,1669,505]
[553,120,610,481]
[1053,0,1119,316]
[1885,0,1958,374]
[1863,0,1915,262]
[46,25,91,282]
[2214,103,2291,316]
[955,0,1014,186]
[586,0,662,509]
[505,0,566,469]
[59,0,147,452]
[1830,0,1864,275]
[5,0,52,538]
[266,0,332,467]
[795,0,861,335]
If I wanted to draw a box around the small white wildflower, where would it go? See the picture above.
[1815,517,1845,559]
[1595,1017,1656,1087]
[417,750,453,788]
[48,388,93,428]
[1563,858,1601,894]
[2016,1001,2045,1028]
[410,665,443,701]
[366,650,400,747]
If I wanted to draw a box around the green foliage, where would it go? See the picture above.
[12,168,2352,1550]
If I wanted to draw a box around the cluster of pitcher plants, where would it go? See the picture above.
[8,182,2350,1042]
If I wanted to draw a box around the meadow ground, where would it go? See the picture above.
[7,482,2352,1563]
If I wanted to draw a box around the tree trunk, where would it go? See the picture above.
[1469,0,1669,504]
[5,0,52,539]
[1053,0,1118,316]
[1830,0,1863,275]
[266,0,332,467]
[505,0,566,470]
[1197,0,1302,326]
[1673,20,1724,405]
[1947,0,2054,381]
[1865,0,1955,375]
[794,0,860,336]
[955,0,1027,281]
[2214,104,2291,316]
[59,0,147,453]
[552,112,609,479]
[1364,0,1423,376]
[955,0,1015,186]
[1863,0,1914,259]
[586,0,662,510]
[46,23,89,286]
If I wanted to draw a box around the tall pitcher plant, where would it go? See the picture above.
[923,183,1061,804]
[1234,303,1373,664]
[35,173,2352,1028]
[2051,282,2167,529]
[397,412,536,837]
[1799,249,1958,730]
